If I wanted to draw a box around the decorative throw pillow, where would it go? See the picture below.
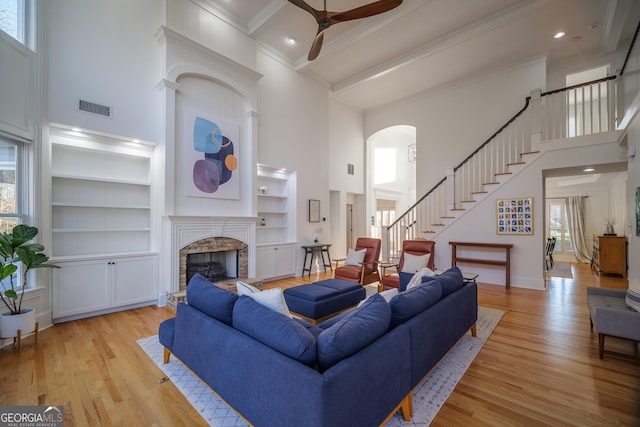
[626,279,640,313]
[406,267,436,290]
[236,280,260,295]
[246,287,292,318]
[357,287,397,307]
[401,253,431,273]
[345,248,366,266]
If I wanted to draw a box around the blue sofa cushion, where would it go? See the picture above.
[317,293,391,371]
[437,266,465,297]
[233,296,317,367]
[398,271,436,292]
[186,273,238,325]
[389,281,443,328]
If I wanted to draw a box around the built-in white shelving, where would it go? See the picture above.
[49,125,158,321]
[256,164,297,280]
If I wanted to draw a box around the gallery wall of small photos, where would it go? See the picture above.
[496,197,533,235]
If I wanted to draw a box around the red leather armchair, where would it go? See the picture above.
[334,237,382,286]
[380,239,435,290]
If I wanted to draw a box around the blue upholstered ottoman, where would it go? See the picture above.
[283,279,366,324]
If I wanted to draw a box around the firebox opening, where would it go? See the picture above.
[186,250,239,284]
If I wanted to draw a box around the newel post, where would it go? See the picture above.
[446,167,455,214]
[530,89,542,151]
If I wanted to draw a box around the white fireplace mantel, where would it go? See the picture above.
[167,216,257,292]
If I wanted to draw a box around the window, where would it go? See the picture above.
[0,0,25,43]
[374,148,396,184]
[0,138,25,287]
[547,201,573,254]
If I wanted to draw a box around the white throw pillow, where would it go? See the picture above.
[406,267,436,290]
[401,253,431,273]
[236,281,260,295]
[626,279,640,313]
[345,248,367,266]
[358,288,398,306]
[247,288,292,318]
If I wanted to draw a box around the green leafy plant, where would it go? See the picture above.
[0,225,60,315]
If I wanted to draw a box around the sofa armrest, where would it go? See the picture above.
[587,287,627,298]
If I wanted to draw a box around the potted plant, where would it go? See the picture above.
[0,225,59,339]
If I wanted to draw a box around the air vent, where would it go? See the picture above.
[347,163,354,175]
[78,99,112,118]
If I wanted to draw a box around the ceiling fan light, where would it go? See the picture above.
[554,31,565,39]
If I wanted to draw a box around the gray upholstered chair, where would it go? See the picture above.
[587,287,640,359]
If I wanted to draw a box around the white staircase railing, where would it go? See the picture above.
[385,77,619,261]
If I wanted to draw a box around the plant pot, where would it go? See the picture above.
[0,308,36,339]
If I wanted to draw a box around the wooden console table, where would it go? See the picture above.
[449,241,513,288]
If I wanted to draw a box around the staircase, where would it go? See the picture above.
[384,76,620,260]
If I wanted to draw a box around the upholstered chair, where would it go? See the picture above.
[380,239,435,291]
[334,237,382,286]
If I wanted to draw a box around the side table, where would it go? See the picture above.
[301,243,332,276]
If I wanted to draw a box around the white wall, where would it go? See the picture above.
[256,51,332,271]
[45,0,162,143]
[625,111,640,288]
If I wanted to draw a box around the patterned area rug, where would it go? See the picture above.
[138,306,504,426]
[547,262,573,279]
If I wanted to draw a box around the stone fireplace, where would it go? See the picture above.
[163,216,259,309]
[179,236,248,291]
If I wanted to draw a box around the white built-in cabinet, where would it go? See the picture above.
[49,125,158,321]
[52,255,158,321]
[256,164,297,280]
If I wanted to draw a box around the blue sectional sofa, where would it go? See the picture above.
[159,268,477,427]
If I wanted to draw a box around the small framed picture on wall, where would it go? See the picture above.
[309,199,320,222]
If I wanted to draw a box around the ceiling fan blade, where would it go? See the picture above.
[332,0,403,22]
[308,30,325,61]
[287,0,320,19]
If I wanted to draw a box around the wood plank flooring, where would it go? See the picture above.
[1,263,638,426]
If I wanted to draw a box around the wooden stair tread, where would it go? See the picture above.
[520,151,540,156]
[451,208,465,211]
[460,200,476,203]
[495,172,513,176]
[483,181,499,185]
[471,191,488,194]
[440,216,455,219]
[507,161,526,166]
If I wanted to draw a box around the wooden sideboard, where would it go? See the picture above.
[592,235,627,277]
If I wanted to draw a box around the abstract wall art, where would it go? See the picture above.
[185,113,240,199]
[496,197,533,235]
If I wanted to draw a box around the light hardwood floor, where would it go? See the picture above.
[1,263,638,426]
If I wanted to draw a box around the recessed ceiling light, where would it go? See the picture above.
[71,127,82,132]
[583,167,595,172]
[554,31,565,39]
[286,37,296,46]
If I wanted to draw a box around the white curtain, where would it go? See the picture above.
[565,196,591,263]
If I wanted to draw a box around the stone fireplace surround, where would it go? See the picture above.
[179,236,248,291]
[167,216,257,292]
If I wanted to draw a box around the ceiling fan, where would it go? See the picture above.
[288,0,403,61]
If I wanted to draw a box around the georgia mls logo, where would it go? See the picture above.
[0,405,64,426]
